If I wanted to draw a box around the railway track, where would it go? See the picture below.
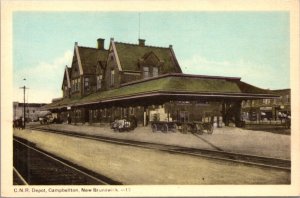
[13,137,122,185]
[25,125,291,171]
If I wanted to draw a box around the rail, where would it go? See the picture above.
[23,126,291,171]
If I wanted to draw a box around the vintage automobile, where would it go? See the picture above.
[39,114,54,125]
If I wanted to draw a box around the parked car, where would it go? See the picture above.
[39,114,54,125]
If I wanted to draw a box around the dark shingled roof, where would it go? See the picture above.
[45,74,277,110]
[78,46,108,74]
[114,42,181,73]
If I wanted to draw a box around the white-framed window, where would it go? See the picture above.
[129,107,134,115]
[110,69,115,86]
[78,78,81,91]
[143,66,149,79]
[286,95,290,103]
[97,75,102,90]
[263,99,270,105]
[84,77,89,91]
[153,67,158,77]
[75,79,78,91]
[93,110,98,118]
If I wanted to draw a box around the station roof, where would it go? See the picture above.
[77,46,108,74]
[45,73,278,110]
[114,42,182,73]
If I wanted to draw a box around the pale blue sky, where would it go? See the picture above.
[13,12,290,103]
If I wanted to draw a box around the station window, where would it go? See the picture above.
[110,70,115,86]
[153,67,158,77]
[143,66,149,79]
[129,107,134,115]
[93,110,98,118]
[263,99,270,105]
[64,86,68,95]
[84,77,89,91]
[78,78,81,90]
[75,79,78,91]
[286,95,290,103]
[97,75,102,90]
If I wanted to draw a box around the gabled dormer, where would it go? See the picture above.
[104,38,122,90]
[95,61,106,91]
[67,40,108,98]
[103,38,183,88]
[61,65,71,98]
[69,42,83,98]
[138,51,164,79]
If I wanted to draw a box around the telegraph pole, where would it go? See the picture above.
[20,78,28,129]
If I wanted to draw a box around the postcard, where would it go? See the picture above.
[1,0,299,197]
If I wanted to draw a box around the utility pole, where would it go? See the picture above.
[20,78,28,129]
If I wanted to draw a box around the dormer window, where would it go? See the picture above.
[143,66,149,79]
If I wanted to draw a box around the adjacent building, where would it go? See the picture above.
[45,38,278,127]
[242,89,291,121]
[13,102,47,121]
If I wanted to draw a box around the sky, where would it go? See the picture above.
[13,11,290,103]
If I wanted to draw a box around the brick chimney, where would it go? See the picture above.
[138,39,145,46]
[97,38,105,50]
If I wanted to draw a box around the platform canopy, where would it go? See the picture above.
[45,73,278,110]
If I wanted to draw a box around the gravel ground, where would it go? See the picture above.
[13,129,290,184]
[37,123,290,160]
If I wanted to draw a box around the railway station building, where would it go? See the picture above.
[45,38,278,127]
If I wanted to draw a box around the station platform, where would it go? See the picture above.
[30,123,290,160]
